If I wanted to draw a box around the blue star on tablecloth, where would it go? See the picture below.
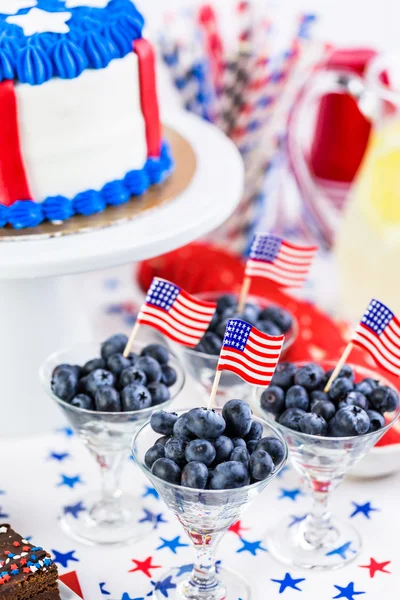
[236,538,267,556]
[288,515,307,528]
[156,536,189,554]
[63,501,85,519]
[57,474,83,489]
[350,502,379,519]
[279,488,302,501]
[271,572,306,593]
[49,451,70,462]
[52,549,79,568]
[150,576,177,598]
[326,542,356,560]
[99,582,111,595]
[175,564,193,577]
[143,486,159,500]
[56,426,74,437]
[332,582,365,599]
[121,594,143,600]
[139,509,167,529]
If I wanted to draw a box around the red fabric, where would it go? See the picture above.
[0,80,31,206]
[134,39,161,158]
[197,5,224,86]
[59,571,84,598]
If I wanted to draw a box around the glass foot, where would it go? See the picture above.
[151,566,251,600]
[60,492,153,546]
[267,514,361,571]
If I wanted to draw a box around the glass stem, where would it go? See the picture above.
[89,451,125,525]
[183,532,224,599]
[303,488,334,549]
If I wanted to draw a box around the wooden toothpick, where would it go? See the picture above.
[324,342,353,393]
[123,321,141,358]
[237,276,251,313]
[207,371,222,410]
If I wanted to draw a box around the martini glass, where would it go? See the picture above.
[254,361,400,570]
[40,341,185,546]
[132,409,288,600]
[180,292,298,407]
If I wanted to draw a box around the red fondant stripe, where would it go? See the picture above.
[0,80,31,206]
[134,38,161,158]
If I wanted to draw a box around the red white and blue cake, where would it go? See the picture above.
[0,0,174,229]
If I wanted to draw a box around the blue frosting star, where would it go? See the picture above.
[63,501,85,519]
[175,564,194,577]
[56,426,74,437]
[279,488,302,501]
[326,542,356,560]
[121,595,143,600]
[350,502,379,519]
[236,538,267,556]
[49,451,70,462]
[271,572,305,593]
[152,576,177,598]
[52,549,79,568]
[142,486,159,500]
[156,536,189,554]
[99,582,111,595]
[139,509,167,529]
[0,507,8,518]
[288,515,307,528]
[333,582,365,600]
[57,474,83,489]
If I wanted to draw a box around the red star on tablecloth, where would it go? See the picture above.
[129,556,162,578]
[228,520,249,537]
[360,558,391,578]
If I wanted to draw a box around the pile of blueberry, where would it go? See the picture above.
[51,334,178,412]
[261,362,400,437]
[194,293,293,355]
[144,400,285,490]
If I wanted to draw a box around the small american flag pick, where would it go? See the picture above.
[136,277,216,348]
[245,233,318,288]
[352,299,400,376]
[217,318,284,385]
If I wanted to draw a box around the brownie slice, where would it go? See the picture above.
[0,524,60,600]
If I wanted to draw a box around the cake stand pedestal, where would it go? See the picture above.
[0,111,244,436]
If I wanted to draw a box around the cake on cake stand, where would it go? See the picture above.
[0,111,244,436]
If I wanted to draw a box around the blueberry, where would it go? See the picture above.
[230,447,250,466]
[310,390,329,403]
[161,364,177,387]
[209,461,250,489]
[173,413,194,439]
[327,417,344,437]
[53,363,81,379]
[120,366,147,388]
[83,369,115,397]
[246,439,258,453]
[195,341,207,353]
[278,407,306,432]
[338,391,369,411]
[136,356,162,383]
[215,317,232,340]
[95,386,121,412]
[106,353,131,376]
[231,437,246,448]
[270,362,297,390]
[369,386,399,414]
[367,410,385,432]
[181,461,208,489]
[126,352,138,366]
[335,406,370,436]
[70,394,93,410]
[250,450,274,480]
[285,385,309,411]
[294,363,324,391]
[213,436,234,463]
[256,320,282,336]
[148,382,171,406]
[244,421,263,442]
[363,377,379,390]
[207,312,220,333]
[81,358,106,375]
[150,411,178,435]
[121,384,151,411]
[328,377,354,402]
[260,386,285,415]
[255,437,285,465]
[259,305,293,333]
[222,399,252,437]
[185,439,216,466]
[216,294,237,315]
[141,343,169,365]
[202,331,222,355]
[355,380,375,396]
[310,399,336,421]
[51,368,78,402]
[326,364,354,383]
[152,457,181,484]
[298,413,327,436]
[145,443,165,468]
[101,333,128,360]
[156,435,170,446]
[165,437,188,467]
[186,408,226,439]
[241,302,260,323]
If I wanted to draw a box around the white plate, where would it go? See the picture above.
[59,581,83,599]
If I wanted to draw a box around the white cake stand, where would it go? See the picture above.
[0,111,244,436]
